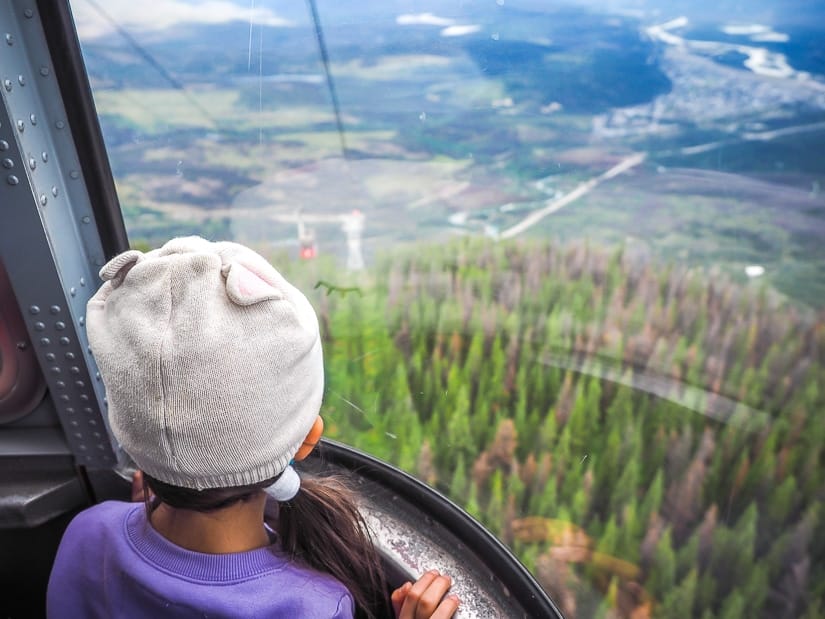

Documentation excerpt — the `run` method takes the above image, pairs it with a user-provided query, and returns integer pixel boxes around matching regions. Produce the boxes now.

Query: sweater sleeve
[46,507,98,618]
[333,591,356,619]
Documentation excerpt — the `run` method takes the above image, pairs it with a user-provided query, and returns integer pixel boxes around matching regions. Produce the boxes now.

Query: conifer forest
[293,238,825,619]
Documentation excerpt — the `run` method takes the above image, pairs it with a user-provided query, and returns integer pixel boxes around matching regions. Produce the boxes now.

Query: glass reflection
[70,0,825,616]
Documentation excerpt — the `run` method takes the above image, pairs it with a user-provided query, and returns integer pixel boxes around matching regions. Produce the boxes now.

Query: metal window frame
[0,0,126,475]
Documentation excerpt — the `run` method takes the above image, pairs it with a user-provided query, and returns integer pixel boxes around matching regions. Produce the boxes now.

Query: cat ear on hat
[99,250,144,288]
[221,261,284,306]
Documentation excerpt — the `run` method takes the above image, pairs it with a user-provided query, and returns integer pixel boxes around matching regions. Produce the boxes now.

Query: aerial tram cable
[305,0,349,158]
[80,0,220,130]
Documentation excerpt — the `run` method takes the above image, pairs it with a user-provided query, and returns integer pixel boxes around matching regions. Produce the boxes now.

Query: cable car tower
[343,209,365,271]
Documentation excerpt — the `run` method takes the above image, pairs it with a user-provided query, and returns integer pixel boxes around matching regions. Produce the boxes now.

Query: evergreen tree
[648,529,676,601]
[717,591,745,619]
[658,568,698,619]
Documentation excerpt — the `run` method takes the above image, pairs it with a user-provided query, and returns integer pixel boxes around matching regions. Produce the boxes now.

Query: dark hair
[143,471,391,619]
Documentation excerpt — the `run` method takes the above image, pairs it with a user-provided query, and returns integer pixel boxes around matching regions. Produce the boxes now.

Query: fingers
[396,570,460,619]
[391,581,412,617]
[430,594,460,619]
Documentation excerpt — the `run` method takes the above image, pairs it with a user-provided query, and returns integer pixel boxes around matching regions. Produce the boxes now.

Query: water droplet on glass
[492,32,500,40]
[419,112,427,121]
[176,160,184,176]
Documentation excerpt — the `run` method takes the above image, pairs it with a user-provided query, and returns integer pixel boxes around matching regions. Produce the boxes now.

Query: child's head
[87,236,324,490]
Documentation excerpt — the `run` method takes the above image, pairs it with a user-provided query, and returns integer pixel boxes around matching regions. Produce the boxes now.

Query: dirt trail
[500,152,647,239]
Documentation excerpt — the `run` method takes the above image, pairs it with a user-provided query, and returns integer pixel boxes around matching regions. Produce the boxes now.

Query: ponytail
[267,475,392,619]
[143,472,392,618]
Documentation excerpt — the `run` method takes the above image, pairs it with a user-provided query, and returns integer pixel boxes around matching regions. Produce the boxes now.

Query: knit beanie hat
[86,236,324,490]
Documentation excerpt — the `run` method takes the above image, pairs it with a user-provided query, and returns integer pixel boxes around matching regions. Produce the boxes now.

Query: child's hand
[391,570,460,619]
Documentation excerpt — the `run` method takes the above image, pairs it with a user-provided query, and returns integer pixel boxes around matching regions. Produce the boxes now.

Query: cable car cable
[305,0,348,158]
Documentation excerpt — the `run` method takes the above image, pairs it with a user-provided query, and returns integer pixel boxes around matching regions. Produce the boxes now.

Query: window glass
[71,1,825,616]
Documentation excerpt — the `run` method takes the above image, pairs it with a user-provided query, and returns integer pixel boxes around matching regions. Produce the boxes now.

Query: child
[47,237,459,619]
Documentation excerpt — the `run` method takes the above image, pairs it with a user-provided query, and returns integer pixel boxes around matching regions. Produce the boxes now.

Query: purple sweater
[47,501,354,618]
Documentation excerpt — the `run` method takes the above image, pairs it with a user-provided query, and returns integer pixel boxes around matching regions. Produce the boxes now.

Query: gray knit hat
[87,236,323,490]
